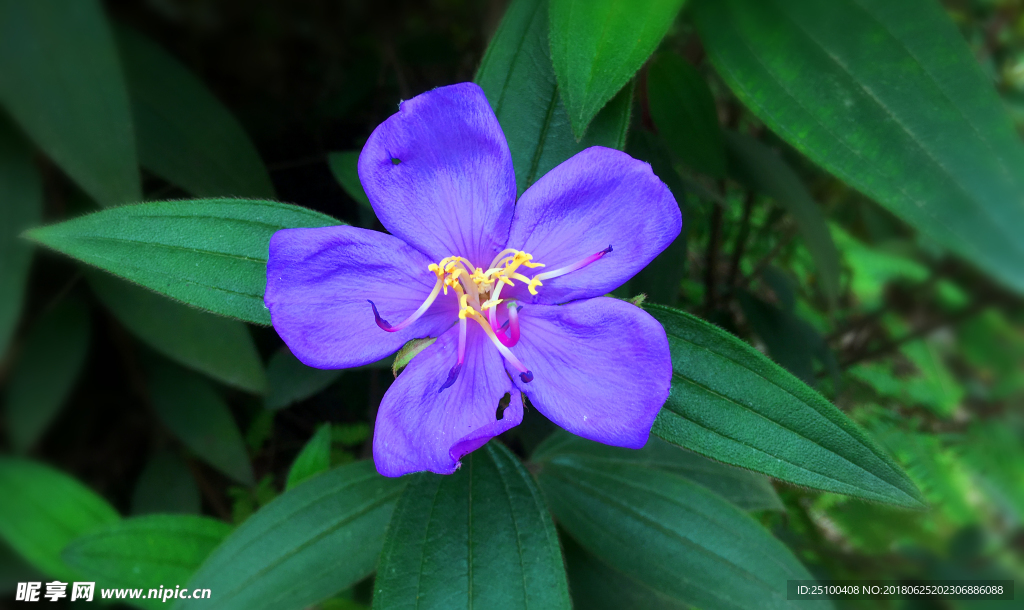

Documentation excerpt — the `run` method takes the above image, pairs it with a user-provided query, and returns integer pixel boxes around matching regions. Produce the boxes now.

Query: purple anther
[519,370,534,383]
[368,300,394,331]
[438,363,463,393]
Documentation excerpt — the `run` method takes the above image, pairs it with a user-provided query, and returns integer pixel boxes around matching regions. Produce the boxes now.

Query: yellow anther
[427,248,549,313]
[458,293,472,319]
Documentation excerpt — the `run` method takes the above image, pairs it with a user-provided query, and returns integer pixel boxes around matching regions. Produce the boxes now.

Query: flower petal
[373,323,523,477]
[506,297,671,448]
[505,147,681,304]
[358,82,516,266]
[265,226,458,369]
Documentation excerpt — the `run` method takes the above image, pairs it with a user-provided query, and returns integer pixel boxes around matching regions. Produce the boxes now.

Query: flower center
[368,245,612,392]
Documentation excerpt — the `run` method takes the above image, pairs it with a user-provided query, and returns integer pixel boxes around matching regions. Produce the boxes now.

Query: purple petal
[358,83,516,267]
[265,226,458,369]
[506,297,671,448]
[373,323,523,477]
[505,147,681,304]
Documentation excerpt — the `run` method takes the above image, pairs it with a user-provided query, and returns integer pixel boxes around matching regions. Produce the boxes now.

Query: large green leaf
[475,0,633,197]
[562,535,688,610]
[118,27,275,199]
[548,0,686,138]
[177,461,404,610]
[326,150,380,230]
[264,347,343,411]
[537,457,828,610]
[533,431,782,512]
[0,458,120,580]
[90,273,266,394]
[0,119,42,356]
[27,199,339,325]
[0,0,139,206]
[373,442,570,610]
[695,0,1024,294]
[725,132,841,305]
[63,515,232,610]
[647,53,725,177]
[146,358,255,486]
[648,304,924,508]
[285,423,332,491]
[131,451,201,516]
[4,297,91,453]
[327,151,371,207]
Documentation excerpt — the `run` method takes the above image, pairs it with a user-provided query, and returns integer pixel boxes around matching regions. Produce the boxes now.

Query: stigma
[368,245,613,392]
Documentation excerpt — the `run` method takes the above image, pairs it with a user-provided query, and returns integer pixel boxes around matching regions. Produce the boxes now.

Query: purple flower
[265,83,681,477]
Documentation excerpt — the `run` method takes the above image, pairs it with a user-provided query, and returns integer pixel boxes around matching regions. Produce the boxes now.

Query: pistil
[371,246,607,392]
[526,245,612,295]
[369,276,443,332]
[438,297,470,392]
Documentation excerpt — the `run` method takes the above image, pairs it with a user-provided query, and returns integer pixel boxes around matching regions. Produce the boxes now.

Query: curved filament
[527,245,612,295]
[368,277,443,332]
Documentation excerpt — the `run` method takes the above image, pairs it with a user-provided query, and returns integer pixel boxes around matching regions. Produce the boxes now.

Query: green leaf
[63,515,232,610]
[695,0,1024,294]
[146,358,255,486]
[327,151,377,229]
[0,119,42,356]
[549,0,686,139]
[0,0,139,206]
[178,461,405,610]
[264,347,343,410]
[832,224,927,308]
[373,442,570,610]
[117,27,275,199]
[724,132,841,305]
[90,273,267,394]
[537,456,827,610]
[647,304,925,508]
[0,458,119,580]
[328,151,371,207]
[26,199,340,325]
[647,53,725,177]
[390,337,436,378]
[962,420,1024,520]
[332,423,372,448]
[4,297,91,453]
[899,337,963,417]
[286,424,333,490]
[870,422,975,527]
[562,534,688,610]
[533,431,783,512]
[475,0,633,197]
[131,451,201,516]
